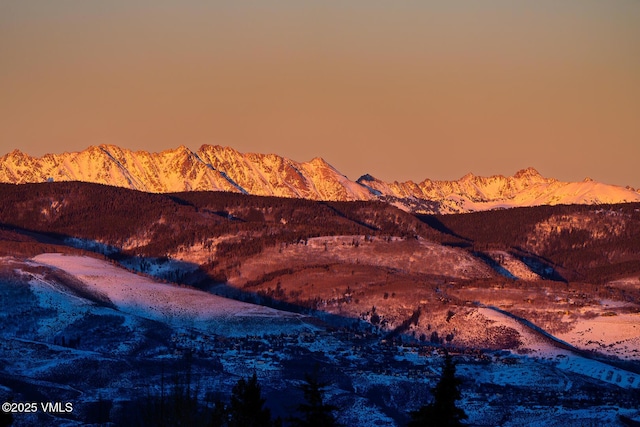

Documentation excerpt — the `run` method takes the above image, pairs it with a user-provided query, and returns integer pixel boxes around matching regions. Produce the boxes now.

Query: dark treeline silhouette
[116,363,340,427]
[111,354,467,427]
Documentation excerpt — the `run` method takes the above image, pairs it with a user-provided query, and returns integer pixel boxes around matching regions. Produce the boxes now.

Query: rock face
[2,144,639,213]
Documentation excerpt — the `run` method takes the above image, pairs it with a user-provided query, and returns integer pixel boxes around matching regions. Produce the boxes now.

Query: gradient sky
[1,1,639,187]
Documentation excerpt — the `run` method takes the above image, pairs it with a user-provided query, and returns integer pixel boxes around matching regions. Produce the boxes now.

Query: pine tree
[228,373,275,427]
[408,353,467,427]
[289,372,340,427]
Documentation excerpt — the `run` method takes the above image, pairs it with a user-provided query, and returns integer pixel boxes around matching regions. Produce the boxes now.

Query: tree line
[63,355,467,427]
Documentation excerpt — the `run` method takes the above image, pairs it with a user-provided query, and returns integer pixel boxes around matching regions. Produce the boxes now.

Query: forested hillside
[2,182,639,285]
[427,204,640,283]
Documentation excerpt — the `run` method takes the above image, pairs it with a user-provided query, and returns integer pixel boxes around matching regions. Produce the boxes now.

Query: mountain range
[2,144,639,213]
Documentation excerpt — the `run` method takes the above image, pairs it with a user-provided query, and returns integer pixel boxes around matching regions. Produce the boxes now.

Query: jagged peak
[308,156,329,165]
[198,143,223,152]
[4,148,27,158]
[1,143,638,213]
[170,144,192,154]
[306,157,342,174]
[157,145,197,162]
[357,173,378,182]
[95,144,131,160]
[513,167,542,179]
[97,143,120,151]
[197,143,214,152]
[85,145,116,158]
[197,144,241,157]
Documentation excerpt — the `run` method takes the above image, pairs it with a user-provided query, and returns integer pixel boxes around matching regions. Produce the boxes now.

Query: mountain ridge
[2,144,639,213]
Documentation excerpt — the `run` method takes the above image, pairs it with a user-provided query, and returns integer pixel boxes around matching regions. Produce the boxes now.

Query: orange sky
[1,1,639,186]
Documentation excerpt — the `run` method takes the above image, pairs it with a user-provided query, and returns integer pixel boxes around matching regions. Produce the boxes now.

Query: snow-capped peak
[1,144,639,214]
[513,167,542,179]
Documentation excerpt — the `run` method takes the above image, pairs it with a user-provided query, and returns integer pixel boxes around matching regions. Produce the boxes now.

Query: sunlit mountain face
[2,144,640,214]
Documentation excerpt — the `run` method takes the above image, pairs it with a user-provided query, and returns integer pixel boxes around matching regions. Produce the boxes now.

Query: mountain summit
[1,145,639,213]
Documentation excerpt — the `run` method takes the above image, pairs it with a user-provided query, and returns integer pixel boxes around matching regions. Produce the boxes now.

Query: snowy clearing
[31,253,312,335]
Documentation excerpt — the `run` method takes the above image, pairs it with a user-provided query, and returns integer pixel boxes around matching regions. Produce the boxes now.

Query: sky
[1,1,639,187]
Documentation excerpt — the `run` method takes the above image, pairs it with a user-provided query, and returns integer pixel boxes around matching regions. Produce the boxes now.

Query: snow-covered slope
[359,167,640,213]
[2,145,639,212]
[30,253,309,335]
[0,144,371,201]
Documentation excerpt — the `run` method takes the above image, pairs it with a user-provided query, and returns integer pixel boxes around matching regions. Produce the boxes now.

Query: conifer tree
[289,372,340,427]
[228,373,275,427]
[408,353,467,427]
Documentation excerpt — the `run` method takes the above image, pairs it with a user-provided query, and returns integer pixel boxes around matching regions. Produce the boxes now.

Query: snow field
[31,253,311,335]
[476,307,640,389]
[556,311,640,360]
